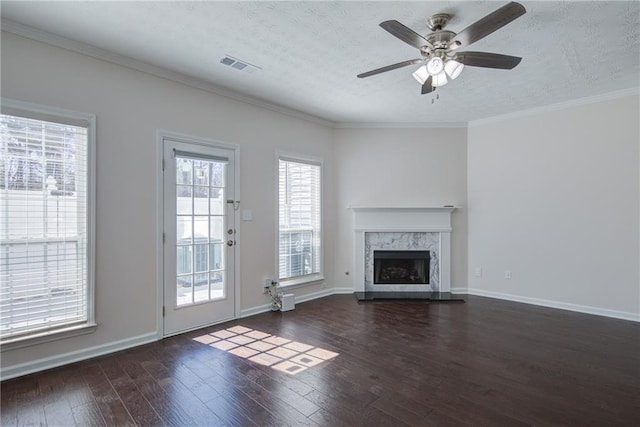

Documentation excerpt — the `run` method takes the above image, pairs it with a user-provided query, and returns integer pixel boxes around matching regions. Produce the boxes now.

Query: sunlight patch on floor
[193,325,339,375]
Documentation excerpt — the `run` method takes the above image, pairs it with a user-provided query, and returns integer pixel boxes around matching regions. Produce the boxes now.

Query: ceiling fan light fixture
[412,65,430,85]
[357,2,527,95]
[444,59,464,80]
[426,56,444,75]
[432,71,448,87]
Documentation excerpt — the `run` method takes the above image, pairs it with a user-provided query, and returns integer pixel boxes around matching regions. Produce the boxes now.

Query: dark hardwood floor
[1,294,639,426]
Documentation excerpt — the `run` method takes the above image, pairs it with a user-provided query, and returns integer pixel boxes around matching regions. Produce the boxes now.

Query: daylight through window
[278,157,321,284]
[0,105,94,344]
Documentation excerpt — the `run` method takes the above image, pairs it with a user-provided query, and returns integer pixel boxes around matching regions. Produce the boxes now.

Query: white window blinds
[1,107,93,343]
[278,157,322,282]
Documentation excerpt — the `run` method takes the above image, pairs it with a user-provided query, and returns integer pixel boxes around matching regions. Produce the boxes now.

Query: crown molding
[1,19,335,129]
[468,87,640,127]
[333,121,467,129]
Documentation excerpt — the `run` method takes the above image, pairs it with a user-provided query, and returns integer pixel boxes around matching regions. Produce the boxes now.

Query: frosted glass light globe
[432,71,448,87]
[444,59,464,80]
[412,65,429,85]
[426,57,444,76]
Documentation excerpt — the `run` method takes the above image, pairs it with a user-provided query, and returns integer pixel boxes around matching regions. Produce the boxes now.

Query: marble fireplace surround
[352,207,455,293]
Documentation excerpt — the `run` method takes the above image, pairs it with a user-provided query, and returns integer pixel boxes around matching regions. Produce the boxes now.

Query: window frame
[0,98,97,351]
[276,152,324,288]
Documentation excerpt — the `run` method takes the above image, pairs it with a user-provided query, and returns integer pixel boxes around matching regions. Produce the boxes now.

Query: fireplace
[351,206,455,294]
[351,207,460,301]
[374,250,430,284]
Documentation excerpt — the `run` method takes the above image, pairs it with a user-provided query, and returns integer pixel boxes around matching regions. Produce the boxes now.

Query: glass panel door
[163,138,235,336]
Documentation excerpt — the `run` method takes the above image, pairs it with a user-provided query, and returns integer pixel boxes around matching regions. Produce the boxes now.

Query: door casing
[156,130,241,338]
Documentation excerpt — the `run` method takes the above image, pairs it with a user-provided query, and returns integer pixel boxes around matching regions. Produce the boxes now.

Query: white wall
[468,95,640,318]
[332,128,468,289]
[1,32,335,375]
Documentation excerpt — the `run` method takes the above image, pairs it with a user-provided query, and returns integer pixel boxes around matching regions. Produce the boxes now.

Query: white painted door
[162,137,236,336]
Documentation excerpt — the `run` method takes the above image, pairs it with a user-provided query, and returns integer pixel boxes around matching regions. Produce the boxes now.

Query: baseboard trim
[294,288,334,304]
[0,332,158,381]
[332,287,356,294]
[239,303,273,318]
[465,288,640,322]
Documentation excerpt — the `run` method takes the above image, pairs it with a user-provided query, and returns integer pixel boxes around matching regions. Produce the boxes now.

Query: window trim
[276,151,324,288]
[0,98,96,351]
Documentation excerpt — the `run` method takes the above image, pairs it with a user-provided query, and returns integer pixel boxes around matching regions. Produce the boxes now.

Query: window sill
[1,323,97,352]
[278,275,325,290]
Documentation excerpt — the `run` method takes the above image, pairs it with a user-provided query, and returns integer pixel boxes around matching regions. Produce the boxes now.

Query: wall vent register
[220,55,261,73]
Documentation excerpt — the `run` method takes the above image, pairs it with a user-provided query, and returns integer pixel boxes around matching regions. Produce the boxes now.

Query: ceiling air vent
[220,55,261,74]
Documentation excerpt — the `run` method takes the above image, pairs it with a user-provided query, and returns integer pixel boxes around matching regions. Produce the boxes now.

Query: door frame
[156,130,241,339]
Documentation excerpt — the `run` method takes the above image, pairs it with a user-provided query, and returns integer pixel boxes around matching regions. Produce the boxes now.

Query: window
[1,99,95,347]
[278,156,322,285]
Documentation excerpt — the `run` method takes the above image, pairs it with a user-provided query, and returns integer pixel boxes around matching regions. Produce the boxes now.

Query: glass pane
[176,185,192,215]
[176,245,192,275]
[210,271,224,299]
[194,186,208,215]
[194,273,209,303]
[176,158,193,185]
[210,216,224,242]
[209,188,224,215]
[194,244,208,273]
[211,162,225,187]
[194,160,209,186]
[194,216,209,244]
[278,159,321,280]
[176,216,193,244]
[210,243,223,271]
[176,275,192,307]
[0,113,90,341]
[173,156,229,307]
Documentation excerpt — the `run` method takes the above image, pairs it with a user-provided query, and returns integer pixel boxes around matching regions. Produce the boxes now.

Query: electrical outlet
[474,267,483,277]
[263,278,273,293]
[504,270,512,279]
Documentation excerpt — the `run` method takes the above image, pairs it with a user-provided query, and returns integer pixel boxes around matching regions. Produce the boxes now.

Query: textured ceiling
[2,1,639,125]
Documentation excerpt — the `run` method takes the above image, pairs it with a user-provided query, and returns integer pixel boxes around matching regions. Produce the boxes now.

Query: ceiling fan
[357,1,527,94]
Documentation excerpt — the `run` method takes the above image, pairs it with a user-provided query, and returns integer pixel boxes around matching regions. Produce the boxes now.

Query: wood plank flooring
[1,294,639,426]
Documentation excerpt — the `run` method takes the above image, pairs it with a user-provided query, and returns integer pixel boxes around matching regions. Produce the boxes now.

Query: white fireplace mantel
[350,206,455,232]
[351,206,456,293]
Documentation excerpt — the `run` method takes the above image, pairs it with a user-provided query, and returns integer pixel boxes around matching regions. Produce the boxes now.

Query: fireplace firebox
[373,250,430,285]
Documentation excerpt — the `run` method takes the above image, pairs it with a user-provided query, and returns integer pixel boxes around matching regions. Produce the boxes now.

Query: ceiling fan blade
[450,2,526,49]
[380,20,433,50]
[421,76,434,95]
[452,51,522,69]
[357,58,424,78]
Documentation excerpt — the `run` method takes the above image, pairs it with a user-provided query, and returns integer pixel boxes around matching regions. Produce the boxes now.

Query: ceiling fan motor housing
[426,30,456,50]
[426,13,452,31]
